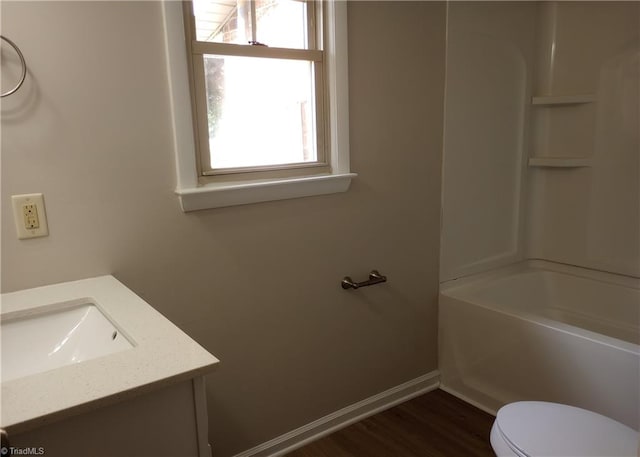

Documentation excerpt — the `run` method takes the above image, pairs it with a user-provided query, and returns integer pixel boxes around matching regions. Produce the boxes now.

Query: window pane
[193,0,309,49]
[203,55,317,170]
[193,0,250,44]
[255,0,308,49]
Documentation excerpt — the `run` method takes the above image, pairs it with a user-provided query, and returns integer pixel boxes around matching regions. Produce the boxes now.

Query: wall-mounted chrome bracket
[341,270,387,290]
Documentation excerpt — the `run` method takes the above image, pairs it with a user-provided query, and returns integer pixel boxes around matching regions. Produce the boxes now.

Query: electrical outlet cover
[12,193,49,239]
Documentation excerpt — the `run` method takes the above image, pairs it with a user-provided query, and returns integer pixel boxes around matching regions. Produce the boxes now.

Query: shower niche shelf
[531,94,596,106]
[528,157,592,168]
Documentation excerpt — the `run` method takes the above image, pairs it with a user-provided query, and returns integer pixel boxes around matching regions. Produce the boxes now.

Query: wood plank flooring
[285,389,495,457]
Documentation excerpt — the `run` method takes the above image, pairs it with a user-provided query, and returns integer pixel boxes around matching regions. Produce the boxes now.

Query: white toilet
[491,401,638,457]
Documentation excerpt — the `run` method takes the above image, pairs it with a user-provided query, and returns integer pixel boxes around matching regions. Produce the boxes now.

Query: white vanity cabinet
[1,276,219,457]
[10,377,212,457]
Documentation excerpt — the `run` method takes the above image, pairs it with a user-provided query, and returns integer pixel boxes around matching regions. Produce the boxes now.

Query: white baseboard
[232,370,440,457]
[438,384,497,417]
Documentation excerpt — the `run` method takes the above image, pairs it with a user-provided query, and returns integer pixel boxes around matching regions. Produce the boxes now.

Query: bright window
[202,55,319,170]
[186,0,327,177]
[162,0,354,211]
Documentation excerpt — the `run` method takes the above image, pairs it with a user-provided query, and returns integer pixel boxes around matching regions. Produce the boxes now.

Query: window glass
[193,0,309,49]
[255,0,308,49]
[203,55,317,170]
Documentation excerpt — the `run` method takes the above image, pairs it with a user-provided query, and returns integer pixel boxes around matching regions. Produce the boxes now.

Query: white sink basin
[1,300,133,382]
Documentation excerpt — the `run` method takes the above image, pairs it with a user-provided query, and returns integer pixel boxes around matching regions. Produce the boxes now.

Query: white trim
[531,94,596,105]
[527,157,592,168]
[162,1,199,190]
[177,173,356,211]
[192,377,213,457]
[231,371,440,457]
[162,1,355,212]
[191,41,324,61]
[438,384,498,417]
[325,0,351,175]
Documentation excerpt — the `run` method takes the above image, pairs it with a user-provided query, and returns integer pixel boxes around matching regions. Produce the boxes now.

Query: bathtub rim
[439,260,640,355]
[441,259,640,292]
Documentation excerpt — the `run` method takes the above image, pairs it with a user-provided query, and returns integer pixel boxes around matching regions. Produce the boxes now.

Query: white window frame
[162,0,355,212]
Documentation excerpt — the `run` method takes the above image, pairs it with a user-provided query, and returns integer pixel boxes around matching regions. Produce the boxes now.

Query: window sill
[176,173,357,211]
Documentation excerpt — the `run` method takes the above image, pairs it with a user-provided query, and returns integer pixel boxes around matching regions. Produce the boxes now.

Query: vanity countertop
[1,275,220,433]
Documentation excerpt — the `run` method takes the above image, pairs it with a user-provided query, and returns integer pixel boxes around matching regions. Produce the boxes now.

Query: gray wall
[1,2,446,455]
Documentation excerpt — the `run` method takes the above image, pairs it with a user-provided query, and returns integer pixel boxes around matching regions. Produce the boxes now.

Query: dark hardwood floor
[285,389,496,457]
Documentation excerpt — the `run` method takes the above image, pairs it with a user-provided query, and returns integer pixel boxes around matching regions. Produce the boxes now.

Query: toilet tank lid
[496,402,638,457]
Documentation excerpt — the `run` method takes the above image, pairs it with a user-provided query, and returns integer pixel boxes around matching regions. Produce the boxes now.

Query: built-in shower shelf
[528,157,592,168]
[531,94,596,105]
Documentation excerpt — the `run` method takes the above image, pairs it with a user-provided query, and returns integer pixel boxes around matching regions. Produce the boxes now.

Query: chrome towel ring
[1,35,27,98]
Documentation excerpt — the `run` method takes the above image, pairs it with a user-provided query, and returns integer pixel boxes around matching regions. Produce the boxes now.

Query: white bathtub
[439,260,640,430]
